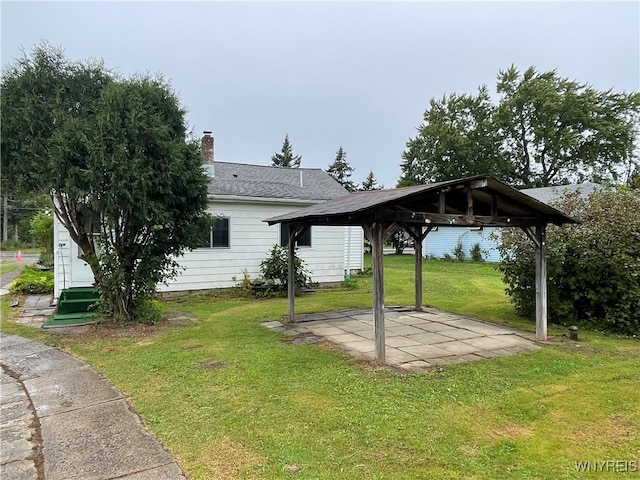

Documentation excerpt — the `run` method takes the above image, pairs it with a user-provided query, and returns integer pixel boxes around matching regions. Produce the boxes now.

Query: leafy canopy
[1,43,210,323]
[29,212,53,253]
[400,66,640,188]
[400,86,510,187]
[497,188,640,335]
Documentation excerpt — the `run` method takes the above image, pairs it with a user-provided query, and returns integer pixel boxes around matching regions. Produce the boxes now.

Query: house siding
[422,183,598,263]
[160,200,348,291]
[54,199,359,295]
[344,226,364,274]
[424,227,501,262]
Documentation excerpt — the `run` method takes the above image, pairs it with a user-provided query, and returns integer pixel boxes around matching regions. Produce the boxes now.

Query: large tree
[271,134,302,167]
[496,66,640,187]
[399,86,511,187]
[401,67,640,188]
[326,146,357,191]
[1,44,209,322]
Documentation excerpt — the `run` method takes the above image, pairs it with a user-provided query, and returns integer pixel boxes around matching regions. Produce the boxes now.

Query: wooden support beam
[287,227,297,324]
[535,225,548,341]
[371,222,386,365]
[375,211,545,227]
[383,222,399,242]
[403,225,433,311]
[466,188,474,217]
[286,225,309,324]
[439,190,446,214]
[522,226,548,341]
[491,194,498,217]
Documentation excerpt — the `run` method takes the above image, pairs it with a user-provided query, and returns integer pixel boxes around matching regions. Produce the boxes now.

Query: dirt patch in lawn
[488,423,533,440]
[55,311,199,339]
[199,359,228,370]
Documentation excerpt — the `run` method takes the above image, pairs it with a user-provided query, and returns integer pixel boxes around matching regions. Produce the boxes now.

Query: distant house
[53,132,363,299]
[423,183,600,262]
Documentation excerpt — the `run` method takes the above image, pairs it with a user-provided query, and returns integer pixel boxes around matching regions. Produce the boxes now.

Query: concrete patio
[263,307,541,372]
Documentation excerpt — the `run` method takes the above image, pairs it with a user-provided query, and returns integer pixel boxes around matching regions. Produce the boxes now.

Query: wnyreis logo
[575,460,638,473]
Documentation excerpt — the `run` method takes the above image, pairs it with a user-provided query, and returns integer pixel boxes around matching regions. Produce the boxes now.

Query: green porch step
[43,287,101,328]
[56,287,100,314]
[43,312,98,328]
[59,286,100,300]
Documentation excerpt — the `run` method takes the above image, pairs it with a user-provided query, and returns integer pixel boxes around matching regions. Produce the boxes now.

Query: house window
[199,217,230,248]
[280,224,311,247]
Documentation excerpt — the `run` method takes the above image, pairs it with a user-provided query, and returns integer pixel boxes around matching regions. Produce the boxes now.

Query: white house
[423,183,600,262]
[53,132,363,299]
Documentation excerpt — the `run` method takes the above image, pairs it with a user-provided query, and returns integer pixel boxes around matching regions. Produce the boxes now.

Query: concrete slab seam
[0,364,44,480]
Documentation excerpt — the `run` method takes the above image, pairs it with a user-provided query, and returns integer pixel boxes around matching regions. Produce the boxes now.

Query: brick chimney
[201,131,214,164]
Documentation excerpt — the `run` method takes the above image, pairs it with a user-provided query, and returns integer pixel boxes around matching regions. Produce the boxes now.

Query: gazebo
[265,175,577,365]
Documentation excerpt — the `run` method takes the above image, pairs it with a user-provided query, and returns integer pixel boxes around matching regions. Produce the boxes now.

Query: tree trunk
[2,195,8,243]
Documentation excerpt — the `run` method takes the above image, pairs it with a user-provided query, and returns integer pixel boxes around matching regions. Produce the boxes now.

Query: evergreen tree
[361,171,383,190]
[271,134,302,168]
[326,146,357,191]
[1,44,209,323]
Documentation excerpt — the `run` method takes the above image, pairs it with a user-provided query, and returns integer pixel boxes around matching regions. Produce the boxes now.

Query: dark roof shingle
[264,175,578,227]
[206,162,348,200]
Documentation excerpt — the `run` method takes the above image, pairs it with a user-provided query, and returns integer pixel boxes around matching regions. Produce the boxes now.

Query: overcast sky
[2,1,639,188]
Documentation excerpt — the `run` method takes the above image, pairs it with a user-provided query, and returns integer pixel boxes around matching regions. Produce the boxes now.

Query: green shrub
[37,252,54,268]
[30,212,53,253]
[452,240,466,262]
[130,299,163,325]
[232,270,281,298]
[469,243,484,262]
[9,266,54,294]
[341,277,359,290]
[260,244,312,291]
[497,188,640,335]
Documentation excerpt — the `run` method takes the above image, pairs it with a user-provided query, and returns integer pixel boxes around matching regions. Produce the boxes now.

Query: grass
[1,254,638,479]
[0,262,23,277]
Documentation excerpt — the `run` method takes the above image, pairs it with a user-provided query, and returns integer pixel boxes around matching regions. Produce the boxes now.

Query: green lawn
[1,255,638,479]
[0,262,23,277]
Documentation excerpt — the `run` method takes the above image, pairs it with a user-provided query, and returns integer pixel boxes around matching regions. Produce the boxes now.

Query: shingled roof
[264,175,578,228]
[206,162,349,201]
[520,183,600,204]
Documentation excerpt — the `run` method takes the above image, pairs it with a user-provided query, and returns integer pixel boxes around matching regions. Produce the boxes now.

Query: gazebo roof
[265,175,578,228]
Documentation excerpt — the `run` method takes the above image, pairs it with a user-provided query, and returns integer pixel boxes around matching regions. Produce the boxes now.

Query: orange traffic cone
[16,250,22,262]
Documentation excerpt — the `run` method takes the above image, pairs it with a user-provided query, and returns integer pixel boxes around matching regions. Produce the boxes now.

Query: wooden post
[371,222,386,365]
[404,225,432,311]
[288,226,296,324]
[522,225,548,341]
[535,225,548,341]
[414,233,423,311]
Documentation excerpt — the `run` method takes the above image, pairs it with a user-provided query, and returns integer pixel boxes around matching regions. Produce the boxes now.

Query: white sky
[2,1,639,188]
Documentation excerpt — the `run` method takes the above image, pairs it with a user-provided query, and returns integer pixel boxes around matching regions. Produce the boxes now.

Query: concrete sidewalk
[264,307,541,372]
[1,333,186,480]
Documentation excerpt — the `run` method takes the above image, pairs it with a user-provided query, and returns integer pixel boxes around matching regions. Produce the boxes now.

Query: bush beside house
[497,188,640,335]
